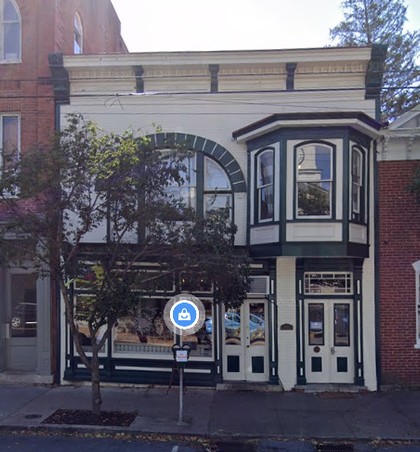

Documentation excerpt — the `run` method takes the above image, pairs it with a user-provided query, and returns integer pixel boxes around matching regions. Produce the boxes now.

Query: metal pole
[178,367,184,425]
[177,331,184,425]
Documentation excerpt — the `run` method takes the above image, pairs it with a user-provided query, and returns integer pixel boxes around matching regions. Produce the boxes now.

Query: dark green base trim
[64,357,217,387]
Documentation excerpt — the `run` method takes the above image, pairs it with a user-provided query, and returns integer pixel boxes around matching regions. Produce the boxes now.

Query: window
[1,114,19,172]
[413,261,420,348]
[351,146,366,222]
[304,272,353,295]
[256,149,274,222]
[74,13,83,54]
[165,152,232,218]
[112,298,213,358]
[296,143,333,218]
[1,0,20,61]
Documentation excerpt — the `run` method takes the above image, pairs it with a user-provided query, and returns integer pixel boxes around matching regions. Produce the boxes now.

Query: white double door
[223,300,268,382]
[305,300,354,384]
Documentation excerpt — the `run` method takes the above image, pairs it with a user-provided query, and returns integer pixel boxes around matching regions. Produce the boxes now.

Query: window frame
[1,0,21,62]
[255,148,274,223]
[294,141,335,219]
[351,145,366,223]
[0,113,20,173]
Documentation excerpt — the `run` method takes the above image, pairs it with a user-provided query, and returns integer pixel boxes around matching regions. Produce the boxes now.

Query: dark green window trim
[254,147,275,224]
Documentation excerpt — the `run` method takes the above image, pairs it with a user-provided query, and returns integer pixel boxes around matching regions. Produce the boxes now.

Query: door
[223,300,268,382]
[5,271,37,371]
[305,300,354,384]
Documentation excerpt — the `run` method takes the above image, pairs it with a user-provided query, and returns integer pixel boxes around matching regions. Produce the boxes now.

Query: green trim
[147,132,246,193]
[365,44,387,101]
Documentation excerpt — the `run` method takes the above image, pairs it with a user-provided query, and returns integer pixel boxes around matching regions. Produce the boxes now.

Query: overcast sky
[110,0,420,52]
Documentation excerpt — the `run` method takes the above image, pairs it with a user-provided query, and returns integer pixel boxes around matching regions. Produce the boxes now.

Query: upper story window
[1,0,21,61]
[1,114,19,172]
[256,148,274,222]
[295,142,333,218]
[351,146,366,223]
[74,13,83,54]
[165,152,232,218]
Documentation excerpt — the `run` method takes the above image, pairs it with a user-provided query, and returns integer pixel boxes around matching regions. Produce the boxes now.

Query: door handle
[330,347,335,355]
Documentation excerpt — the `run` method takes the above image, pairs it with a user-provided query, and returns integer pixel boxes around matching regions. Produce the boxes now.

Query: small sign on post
[164,294,205,426]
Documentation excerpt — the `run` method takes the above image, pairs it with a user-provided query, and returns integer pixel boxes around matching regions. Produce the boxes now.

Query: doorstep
[294,383,368,394]
[216,381,284,392]
[0,371,53,385]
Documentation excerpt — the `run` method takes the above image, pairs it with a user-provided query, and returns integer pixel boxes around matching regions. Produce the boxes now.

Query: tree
[0,114,249,415]
[330,0,420,122]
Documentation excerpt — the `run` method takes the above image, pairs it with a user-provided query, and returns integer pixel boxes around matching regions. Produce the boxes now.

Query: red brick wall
[379,159,420,386]
[0,0,126,380]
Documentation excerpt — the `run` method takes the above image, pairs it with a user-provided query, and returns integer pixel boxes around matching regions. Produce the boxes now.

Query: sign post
[164,294,205,425]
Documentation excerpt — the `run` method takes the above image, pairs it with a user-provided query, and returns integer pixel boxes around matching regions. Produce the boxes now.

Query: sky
[110,0,420,53]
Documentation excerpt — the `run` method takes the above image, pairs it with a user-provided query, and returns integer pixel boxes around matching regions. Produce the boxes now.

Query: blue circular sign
[170,300,200,331]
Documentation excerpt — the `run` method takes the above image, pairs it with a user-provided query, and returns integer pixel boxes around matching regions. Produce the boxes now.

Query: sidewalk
[0,383,420,443]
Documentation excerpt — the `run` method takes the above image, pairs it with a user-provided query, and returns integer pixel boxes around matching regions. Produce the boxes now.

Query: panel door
[5,272,37,371]
[305,301,354,384]
[223,300,268,382]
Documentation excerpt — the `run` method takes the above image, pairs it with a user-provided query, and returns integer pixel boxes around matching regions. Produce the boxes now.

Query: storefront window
[113,298,213,358]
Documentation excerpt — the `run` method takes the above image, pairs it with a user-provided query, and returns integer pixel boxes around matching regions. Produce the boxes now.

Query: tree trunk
[90,345,102,416]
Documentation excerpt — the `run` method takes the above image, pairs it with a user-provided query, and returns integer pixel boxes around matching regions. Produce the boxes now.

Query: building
[0,0,126,383]
[50,45,386,390]
[379,105,420,387]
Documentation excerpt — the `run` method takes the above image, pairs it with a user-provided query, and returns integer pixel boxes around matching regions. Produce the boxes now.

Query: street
[1,433,420,452]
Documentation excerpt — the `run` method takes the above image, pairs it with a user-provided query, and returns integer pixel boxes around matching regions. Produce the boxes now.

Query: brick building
[379,106,420,387]
[0,0,126,383]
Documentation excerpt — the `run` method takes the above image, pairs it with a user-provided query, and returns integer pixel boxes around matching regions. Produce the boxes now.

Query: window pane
[258,151,273,187]
[249,303,265,346]
[4,0,18,21]
[334,304,350,346]
[10,274,37,338]
[225,309,241,345]
[259,185,274,220]
[2,116,18,169]
[4,22,19,59]
[205,157,230,190]
[297,181,331,216]
[74,13,83,54]
[204,193,232,217]
[308,303,324,346]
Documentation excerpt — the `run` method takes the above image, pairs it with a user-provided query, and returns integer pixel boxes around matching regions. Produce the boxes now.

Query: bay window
[296,143,333,218]
[256,148,274,222]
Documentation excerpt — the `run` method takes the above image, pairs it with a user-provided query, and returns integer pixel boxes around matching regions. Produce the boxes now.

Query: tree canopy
[0,114,250,414]
[330,0,420,122]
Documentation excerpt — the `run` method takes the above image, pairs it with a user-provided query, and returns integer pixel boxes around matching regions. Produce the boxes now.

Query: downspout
[48,53,70,385]
[364,44,387,391]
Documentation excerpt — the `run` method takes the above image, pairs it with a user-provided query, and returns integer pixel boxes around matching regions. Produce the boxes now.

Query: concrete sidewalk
[0,383,420,443]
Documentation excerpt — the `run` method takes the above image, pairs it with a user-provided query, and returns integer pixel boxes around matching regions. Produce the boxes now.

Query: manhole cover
[24,414,43,420]
[316,444,354,452]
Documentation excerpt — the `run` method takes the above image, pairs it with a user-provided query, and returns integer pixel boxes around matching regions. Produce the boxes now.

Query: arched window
[295,142,334,218]
[1,0,21,61]
[74,13,83,54]
[164,152,232,218]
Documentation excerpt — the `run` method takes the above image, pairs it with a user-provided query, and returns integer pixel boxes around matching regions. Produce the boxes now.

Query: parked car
[11,302,37,330]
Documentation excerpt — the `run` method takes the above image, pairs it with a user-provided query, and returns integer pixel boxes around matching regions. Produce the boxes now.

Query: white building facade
[53,45,385,390]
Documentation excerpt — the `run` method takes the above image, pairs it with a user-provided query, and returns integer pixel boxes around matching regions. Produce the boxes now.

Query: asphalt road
[2,433,420,451]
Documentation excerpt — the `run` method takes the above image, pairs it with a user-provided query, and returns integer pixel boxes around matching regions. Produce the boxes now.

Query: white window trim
[0,0,22,63]
[256,148,274,223]
[0,113,20,173]
[413,260,420,349]
[295,143,334,220]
